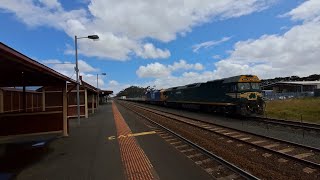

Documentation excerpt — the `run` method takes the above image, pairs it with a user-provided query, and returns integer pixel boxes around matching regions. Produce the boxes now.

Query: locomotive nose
[248,93,256,99]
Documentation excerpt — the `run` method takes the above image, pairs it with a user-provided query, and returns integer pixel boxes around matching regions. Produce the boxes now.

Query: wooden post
[18,93,20,112]
[0,89,3,113]
[97,92,99,108]
[31,93,34,112]
[63,86,68,137]
[96,94,98,109]
[42,89,46,111]
[23,86,26,112]
[11,91,13,112]
[84,89,88,118]
[92,94,95,114]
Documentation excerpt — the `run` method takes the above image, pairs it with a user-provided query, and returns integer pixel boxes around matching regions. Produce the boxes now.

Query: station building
[0,42,112,144]
[262,81,320,93]
[0,42,75,141]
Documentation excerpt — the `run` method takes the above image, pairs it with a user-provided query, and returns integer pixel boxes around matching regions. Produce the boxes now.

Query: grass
[265,97,320,124]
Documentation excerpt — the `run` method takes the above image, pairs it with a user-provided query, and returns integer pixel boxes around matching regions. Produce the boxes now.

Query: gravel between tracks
[132,102,320,148]
[117,102,246,179]
[121,101,320,179]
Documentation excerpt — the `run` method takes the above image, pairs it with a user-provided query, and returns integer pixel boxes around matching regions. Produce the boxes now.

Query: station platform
[4,102,212,180]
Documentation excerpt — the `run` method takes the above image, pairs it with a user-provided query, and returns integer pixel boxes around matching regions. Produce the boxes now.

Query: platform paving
[15,104,124,180]
[4,103,213,180]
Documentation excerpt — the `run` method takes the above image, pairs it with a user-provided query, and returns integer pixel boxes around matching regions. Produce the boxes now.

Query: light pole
[75,35,99,125]
[97,73,106,105]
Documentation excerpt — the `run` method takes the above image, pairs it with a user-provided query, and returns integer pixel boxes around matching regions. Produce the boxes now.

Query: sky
[1,0,319,94]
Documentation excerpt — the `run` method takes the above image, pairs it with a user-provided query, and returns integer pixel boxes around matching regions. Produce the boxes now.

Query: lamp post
[75,35,99,125]
[97,73,106,106]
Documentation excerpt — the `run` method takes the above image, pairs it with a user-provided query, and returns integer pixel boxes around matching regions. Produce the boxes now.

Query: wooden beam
[10,91,13,112]
[0,89,3,113]
[67,83,77,94]
[23,86,26,112]
[91,94,95,114]
[31,93,34,112]
[18,92,20,112]
[63,86,68,137]
[42,89,45,111]
[85,89,88,118]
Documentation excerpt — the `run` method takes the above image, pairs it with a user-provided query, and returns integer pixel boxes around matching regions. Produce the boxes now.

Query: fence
[263,92,314,100]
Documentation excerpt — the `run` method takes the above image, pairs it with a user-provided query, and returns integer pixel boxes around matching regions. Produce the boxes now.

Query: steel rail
[126,102,320,151]
[118,101,259,180]
[123,99,320,132]
[247,116,320,132]
[123,101,320,169]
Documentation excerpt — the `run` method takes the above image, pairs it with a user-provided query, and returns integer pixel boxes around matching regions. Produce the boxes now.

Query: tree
[116,86,149,98]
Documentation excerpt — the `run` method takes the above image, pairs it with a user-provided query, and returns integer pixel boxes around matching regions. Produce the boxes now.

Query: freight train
[127,75,264,116]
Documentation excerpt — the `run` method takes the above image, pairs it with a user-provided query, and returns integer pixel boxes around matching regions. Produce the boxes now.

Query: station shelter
[0,42,76,142]
[98,90,113,104]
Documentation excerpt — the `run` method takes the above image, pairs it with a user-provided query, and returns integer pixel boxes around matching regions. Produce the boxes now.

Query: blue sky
[1,0,319,94]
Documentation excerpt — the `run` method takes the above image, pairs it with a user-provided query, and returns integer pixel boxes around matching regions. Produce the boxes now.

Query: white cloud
[205,0,320,79]
[136,43,170,59]
[168,60,204,71]
[194,63,204,71]
[0,0,274,60]
[41,59,106,88]
[39,0,62,10]
[214,20,320,78]
[88,0,272,42]
[212,55,221,59]
[136,62,171,78]
[134,0,320,89]
[107,80,130,95]
[0,0,87,30]
[138,71,218,90]
[192,37,232,52]
[109,80,119,86]
[78,60,99,73]
[42,59,61,64]
[42,59,98,77]
[136,60,204,78]
[284,0,320,22]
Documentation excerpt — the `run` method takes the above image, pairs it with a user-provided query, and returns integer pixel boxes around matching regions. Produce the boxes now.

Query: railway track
[118,101,258,179]
[119,101,320,178]
[124,100,320,133]
[247,116,320,132]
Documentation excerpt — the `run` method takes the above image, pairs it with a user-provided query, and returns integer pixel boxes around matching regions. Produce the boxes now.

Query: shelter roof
[99,90,113,95]
[80,79,98,92]
[0,42,76,87]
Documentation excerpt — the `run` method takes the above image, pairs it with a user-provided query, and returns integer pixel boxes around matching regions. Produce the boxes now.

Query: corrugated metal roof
[278,81,320,85]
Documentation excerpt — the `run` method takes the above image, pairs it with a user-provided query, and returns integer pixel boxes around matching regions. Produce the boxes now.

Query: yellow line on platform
[107,131,157,141]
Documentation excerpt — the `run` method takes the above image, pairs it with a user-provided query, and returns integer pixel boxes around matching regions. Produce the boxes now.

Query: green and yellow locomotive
[160,75,264,116]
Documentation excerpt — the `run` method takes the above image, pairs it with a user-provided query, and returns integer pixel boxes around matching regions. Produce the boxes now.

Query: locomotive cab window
[230,84,237,92]
[225,84,237,92]
[238,82,261,91]
[251,83,260,90]
[238,83,251,91]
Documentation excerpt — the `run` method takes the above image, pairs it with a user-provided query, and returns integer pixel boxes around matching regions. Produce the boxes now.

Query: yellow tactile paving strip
[112,102,159,180]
